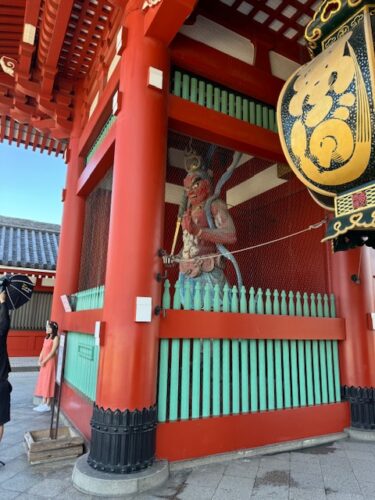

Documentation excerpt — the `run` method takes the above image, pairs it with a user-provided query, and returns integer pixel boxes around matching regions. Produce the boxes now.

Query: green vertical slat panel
[206,83,213,109]
[330,294,336,318]
[214,87,221,111]
[275,339,283,409]
[169,339,180,421]
[222,339,230,415]
[250,340,258,412]
[249,287,256,314]
[232,340,240,414]
[212,340,221,416]
[243,98,249,122]
[265,289,272,315]
[222,284,230,312]
[290,340,299,407]
[64,332,99,402]
[203,283,212,312]
[190,77,198,103]
[240,340,249,413]
[221,90,228,114]
[235,96,242,119]
[249,100,255,124]
[202,340,211,417]
[268,109,275,132]
[262,106,269,129]
[258,340,266,411]
[192,339,201,418]
[162,280,171,310]
[157,339,169,422]
[332,341,341,401]
[303,293,310,317]
[182,74,190,100]
[256,103,262,126]
[305,340,314,405]
[198,80,205,106]
[194,282,202,311]
[240,286,247,313]
[326,340,335,403]
[231,286,239,313]
[283,340,291,408]
[273,290,280,316]
[298,340,307,406]
[312,340,321,404]
[213,285,221,312]
[173,70,182,96]
[267,340,275,411]
[180,339,191,420]
[319,340,328,404]
[228,93,235,117]
[173,281,182,310]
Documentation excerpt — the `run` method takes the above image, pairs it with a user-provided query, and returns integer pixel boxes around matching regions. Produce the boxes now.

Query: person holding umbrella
[33,321,59,413]
[0,290,11,467]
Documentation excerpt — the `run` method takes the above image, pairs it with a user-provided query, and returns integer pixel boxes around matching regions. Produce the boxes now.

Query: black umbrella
[0,274,35,310]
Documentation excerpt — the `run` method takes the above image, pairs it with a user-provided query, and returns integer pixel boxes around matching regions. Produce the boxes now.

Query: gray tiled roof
[0,216,60,270]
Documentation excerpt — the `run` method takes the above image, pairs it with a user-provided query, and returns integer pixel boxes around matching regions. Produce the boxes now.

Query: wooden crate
[24,427,84,465]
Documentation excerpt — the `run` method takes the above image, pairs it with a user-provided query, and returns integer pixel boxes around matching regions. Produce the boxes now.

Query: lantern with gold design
[277,0,375,251]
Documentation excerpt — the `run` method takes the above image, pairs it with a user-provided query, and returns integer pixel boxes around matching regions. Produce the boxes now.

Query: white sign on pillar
[135,297,152,322]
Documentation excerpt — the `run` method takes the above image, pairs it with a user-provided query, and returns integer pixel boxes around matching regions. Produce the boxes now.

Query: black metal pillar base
[87,404,157,474]
[342,386,375,430]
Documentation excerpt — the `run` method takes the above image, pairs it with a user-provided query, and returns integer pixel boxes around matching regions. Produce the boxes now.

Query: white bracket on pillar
[116,27,127,56]
[148,67,163,90]
[112,90,121,115]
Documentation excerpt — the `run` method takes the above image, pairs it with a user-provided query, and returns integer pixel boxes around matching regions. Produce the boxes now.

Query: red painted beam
[169,94,285,162]
[77,122,116,197]
[62,309,103,335]
[156,402,349,461]
[171,35,284,107]
[78,63,120,157]
[159,309,346,340]
[144,0,198,45]
[60,382,92,441]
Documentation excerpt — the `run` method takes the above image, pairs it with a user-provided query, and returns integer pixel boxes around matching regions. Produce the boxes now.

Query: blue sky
[0,142,66,225]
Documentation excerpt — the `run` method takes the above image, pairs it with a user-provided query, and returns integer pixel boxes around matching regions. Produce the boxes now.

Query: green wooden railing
[71,286,105,311]
[171,68,278,133]
[157,337,341,422]
[64,332,99,401]
[162,280,336,318]
[85,113,117,165]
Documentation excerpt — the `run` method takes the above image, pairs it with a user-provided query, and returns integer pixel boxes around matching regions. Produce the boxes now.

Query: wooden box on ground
[24,427,84,465]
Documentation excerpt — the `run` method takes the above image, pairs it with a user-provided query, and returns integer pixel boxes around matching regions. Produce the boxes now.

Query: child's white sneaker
[38,404,51,412]
[33,404,44,412]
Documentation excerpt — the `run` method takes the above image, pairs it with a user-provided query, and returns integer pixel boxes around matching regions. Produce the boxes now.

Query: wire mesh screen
[79,169,113,291]
[10,292,52,330]
[163,131,330,296]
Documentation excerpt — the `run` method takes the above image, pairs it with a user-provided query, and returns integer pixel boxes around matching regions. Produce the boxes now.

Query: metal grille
[336,185,375,216]
[10,292,52,330]
[79,169,113,291]
[164,131,330,295]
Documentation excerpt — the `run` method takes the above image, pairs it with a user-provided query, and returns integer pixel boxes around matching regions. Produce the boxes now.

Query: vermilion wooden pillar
[330,247,375,428]
[87,8,169,473]
[50,90,85,328]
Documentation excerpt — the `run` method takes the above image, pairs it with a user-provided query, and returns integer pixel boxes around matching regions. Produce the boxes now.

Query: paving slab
[4,372,375,498]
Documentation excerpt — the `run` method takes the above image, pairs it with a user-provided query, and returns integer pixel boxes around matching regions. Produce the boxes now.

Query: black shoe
[0,460,5,467]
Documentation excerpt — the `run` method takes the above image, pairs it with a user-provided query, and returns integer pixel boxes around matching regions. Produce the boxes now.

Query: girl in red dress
[33,321,59,412]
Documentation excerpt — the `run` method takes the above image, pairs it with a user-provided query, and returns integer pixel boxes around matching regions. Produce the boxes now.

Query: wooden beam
[169,94,285,162]
[144,0,198,45]
[171,34,284,107]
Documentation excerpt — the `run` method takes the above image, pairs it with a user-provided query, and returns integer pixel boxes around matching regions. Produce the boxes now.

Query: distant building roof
[0,216,60,271]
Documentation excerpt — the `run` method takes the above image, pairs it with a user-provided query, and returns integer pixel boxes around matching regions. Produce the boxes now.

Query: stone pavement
[2,372,375,499]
